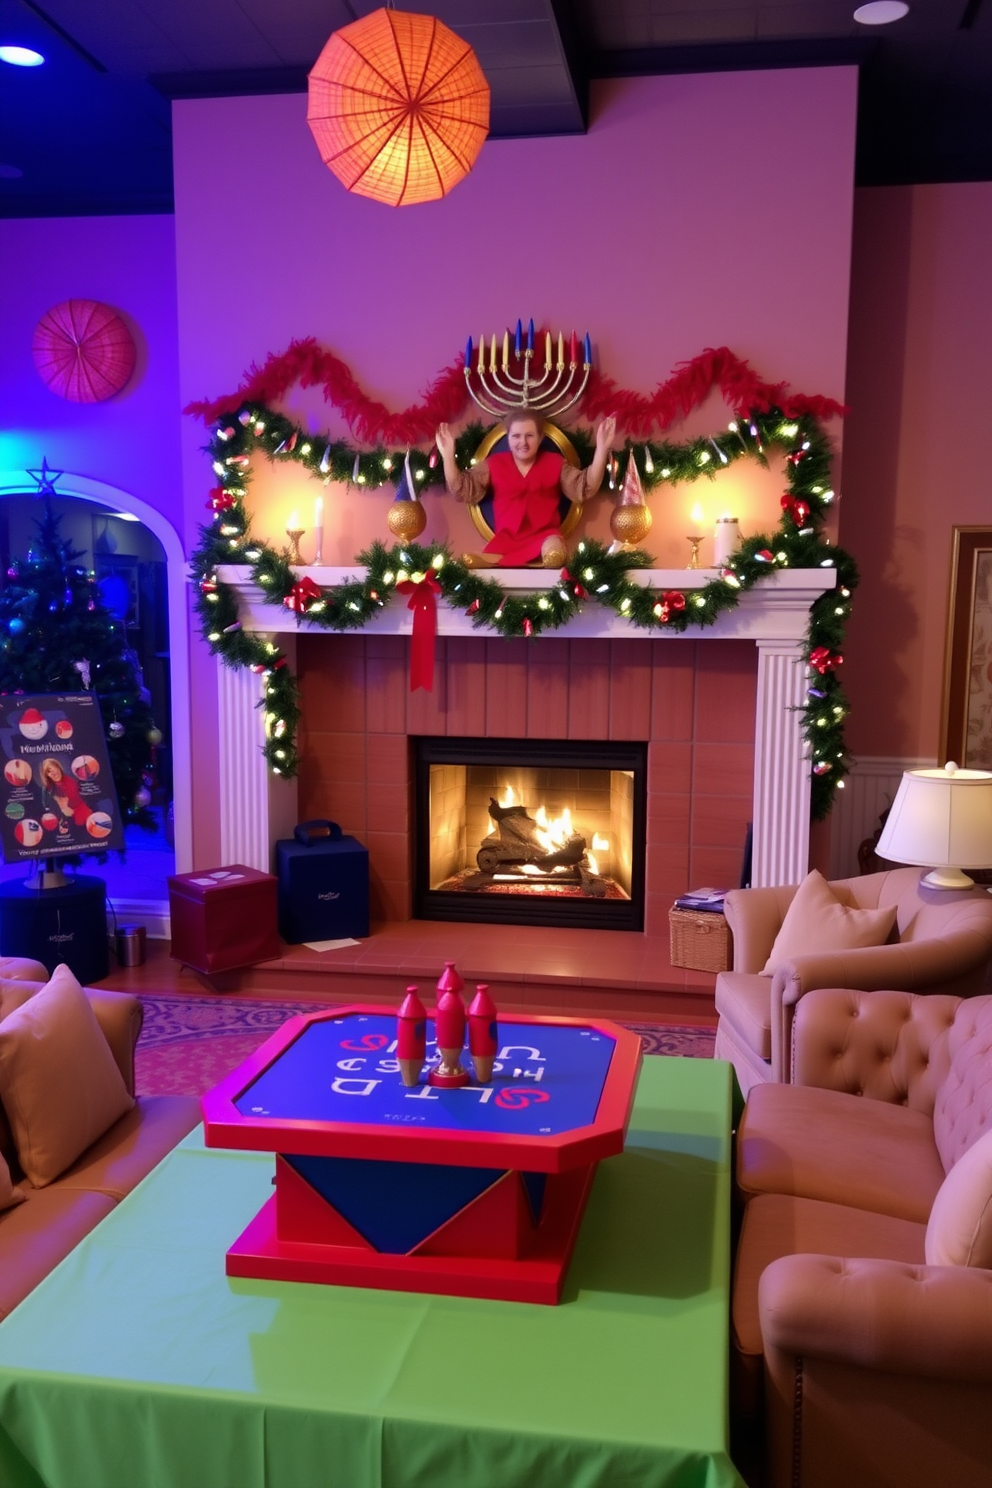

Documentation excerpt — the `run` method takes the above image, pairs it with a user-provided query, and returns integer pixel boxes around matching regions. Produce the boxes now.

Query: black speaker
[0,875,108,984]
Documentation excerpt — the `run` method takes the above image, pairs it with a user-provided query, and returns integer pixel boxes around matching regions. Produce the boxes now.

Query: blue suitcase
[275,820,369,944]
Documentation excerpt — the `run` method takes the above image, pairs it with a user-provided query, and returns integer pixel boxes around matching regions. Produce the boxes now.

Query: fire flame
[592,833,609,851]
[534,804,573,854]
[586,852,599,876]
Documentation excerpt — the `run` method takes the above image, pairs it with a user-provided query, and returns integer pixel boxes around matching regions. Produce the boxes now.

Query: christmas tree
[0,505,157,828]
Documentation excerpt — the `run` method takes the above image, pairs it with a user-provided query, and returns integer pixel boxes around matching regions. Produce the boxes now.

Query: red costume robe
[483,450,565,566]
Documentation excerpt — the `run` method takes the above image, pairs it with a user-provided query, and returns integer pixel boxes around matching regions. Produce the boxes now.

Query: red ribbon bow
[396,568,442,691]
[781,495,811,526]
[283,576,323,614]
[653,590,686,624]
[809,646,842,675]
[208,488,235,511]
[560,567,587,599]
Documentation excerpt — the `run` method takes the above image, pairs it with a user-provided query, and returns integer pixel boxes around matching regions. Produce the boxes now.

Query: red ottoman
[168,866,281,976]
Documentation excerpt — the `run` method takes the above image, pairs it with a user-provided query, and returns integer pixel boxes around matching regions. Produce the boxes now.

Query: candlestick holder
[285,527,305,565]
[685,533,705,569]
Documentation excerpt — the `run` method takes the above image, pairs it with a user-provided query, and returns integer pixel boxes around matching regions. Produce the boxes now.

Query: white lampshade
[876,763,992,889]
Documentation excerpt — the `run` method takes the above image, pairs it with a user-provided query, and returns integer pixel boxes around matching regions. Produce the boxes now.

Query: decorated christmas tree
[0,505,158,828]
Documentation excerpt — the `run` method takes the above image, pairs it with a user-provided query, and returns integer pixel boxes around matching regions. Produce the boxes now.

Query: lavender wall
[841,183,992,761]
[0,215,182,522]
[170,69,857,864]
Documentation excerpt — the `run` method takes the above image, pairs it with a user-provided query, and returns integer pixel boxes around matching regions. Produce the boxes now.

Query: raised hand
[436,423,456,460]
[595,414,617,454]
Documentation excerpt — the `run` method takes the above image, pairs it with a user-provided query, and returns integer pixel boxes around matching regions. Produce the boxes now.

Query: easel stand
[0,859,108,983]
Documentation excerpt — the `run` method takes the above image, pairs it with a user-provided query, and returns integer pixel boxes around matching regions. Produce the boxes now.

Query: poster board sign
[0,693,124,863]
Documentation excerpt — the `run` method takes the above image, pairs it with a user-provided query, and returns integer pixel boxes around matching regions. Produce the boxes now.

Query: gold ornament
[610,453,653,550]
[386,499,427,542]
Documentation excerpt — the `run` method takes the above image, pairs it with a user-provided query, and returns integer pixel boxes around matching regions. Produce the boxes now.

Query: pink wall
[840,183,992,760]
[0,215,182,522]
[171,69,857,865]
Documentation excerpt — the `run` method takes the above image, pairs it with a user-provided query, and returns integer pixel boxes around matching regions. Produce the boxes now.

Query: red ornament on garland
[32,299,135,403]
[208,489,236,512]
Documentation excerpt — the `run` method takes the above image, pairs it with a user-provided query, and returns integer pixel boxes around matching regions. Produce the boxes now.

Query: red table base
[226,1159,597,1305]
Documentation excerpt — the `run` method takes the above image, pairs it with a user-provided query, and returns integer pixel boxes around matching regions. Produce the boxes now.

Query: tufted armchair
[714,866,992,1094]
[731,986,992,1488]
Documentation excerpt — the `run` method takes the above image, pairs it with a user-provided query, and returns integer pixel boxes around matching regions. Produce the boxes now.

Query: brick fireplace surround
[212,568,832,1021]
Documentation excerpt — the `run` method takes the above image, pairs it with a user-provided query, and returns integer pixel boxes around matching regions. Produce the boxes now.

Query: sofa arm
[777,931,991,1008]
[85,990,143,1097]
[724,885,795,974]
[766,936,978,1083]
[759,1254,992,1383]
[787,986,960,1105]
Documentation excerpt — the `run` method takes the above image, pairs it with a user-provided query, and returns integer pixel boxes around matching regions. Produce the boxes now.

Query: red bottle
[397,985,426,1087]
[468,984,498,1084]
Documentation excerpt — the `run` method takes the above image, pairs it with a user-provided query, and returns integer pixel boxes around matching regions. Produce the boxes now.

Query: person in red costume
[436,409,616,567]
[40,758,90,827]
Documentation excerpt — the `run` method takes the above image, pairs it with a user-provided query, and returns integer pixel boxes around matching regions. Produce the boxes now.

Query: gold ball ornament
[540,534,568,568]
[610,501,653,548]
[386,499,427,542]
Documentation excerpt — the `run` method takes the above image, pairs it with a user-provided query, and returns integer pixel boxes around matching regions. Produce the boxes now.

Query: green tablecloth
[0,1056,744,1488]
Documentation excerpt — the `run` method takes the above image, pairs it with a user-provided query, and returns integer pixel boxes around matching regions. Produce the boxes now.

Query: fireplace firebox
[414,738,647,930]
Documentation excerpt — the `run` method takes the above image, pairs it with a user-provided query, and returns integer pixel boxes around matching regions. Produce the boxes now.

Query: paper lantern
[32,300,135,403]
[307,8,489,207]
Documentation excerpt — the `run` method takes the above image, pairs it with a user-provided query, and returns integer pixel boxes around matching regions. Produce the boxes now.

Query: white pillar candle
[713,515,740,567]
[313,497,324,565]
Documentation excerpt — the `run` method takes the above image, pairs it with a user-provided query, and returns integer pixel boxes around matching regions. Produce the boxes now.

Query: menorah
[464,319,591,421]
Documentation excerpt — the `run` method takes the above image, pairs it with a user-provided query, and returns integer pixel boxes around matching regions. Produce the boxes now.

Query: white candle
[713,515,740,567]
[313,496,324,565]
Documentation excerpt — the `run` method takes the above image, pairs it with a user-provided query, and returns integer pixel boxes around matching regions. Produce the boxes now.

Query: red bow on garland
[560,568,587,599]
[283,576,323,614]
[809,646,843,674]
[653,589,686,623]
[208,488,235,512]
[781,495,811,526]
[396,568,442,691]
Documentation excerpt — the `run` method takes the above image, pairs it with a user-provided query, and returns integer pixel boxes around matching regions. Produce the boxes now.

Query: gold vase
[387,498,427,542]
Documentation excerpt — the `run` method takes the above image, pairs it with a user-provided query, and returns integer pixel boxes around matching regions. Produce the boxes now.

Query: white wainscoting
[829,756,935,880]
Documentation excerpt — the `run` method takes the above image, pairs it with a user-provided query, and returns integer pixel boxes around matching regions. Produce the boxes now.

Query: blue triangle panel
[285,1154,506,1255]
[521,1171,546,1224]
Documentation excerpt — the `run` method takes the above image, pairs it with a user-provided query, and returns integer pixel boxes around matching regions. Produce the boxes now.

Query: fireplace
[414,737,647,930]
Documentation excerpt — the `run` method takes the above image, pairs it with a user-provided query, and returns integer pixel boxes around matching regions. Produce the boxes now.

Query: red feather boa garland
[185,338,846,442]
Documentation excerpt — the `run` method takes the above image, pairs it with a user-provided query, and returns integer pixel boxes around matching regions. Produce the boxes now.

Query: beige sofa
[731,984,992,1488]
[715,867,992,1093]
[0,960,200,1321]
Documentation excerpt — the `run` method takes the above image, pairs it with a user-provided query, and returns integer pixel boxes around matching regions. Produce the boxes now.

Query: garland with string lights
[190,392,857,818]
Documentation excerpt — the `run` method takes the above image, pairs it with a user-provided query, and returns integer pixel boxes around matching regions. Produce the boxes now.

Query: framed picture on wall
[941,527,992,770]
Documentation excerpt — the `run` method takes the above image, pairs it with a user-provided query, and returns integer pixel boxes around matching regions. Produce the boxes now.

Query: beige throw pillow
[926,1129,992,1268]
[0,964,133,1187]
[762,869,897,975]
[0,1150,23,1213]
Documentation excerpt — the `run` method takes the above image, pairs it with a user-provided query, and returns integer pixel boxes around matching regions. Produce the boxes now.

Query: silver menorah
[464,319,591,420]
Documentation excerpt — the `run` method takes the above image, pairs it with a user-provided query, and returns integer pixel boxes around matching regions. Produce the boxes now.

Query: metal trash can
[115,924,146,967]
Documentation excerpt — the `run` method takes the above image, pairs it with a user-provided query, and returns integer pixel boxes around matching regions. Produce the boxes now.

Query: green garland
[191,405,858,819]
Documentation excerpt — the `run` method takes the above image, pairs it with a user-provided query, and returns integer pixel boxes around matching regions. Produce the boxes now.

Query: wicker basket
[669,907,732,973]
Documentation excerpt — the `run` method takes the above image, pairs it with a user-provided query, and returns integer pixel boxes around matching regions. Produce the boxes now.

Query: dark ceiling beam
[589,35,878,81]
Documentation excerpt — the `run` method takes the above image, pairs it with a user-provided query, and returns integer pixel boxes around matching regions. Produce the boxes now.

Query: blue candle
[584,332,592,365]
[465,335,472,367]
[527,318,534,352]
[515,319,522,357]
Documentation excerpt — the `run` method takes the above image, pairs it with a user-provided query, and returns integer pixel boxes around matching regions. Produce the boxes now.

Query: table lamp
[876,761,992,889]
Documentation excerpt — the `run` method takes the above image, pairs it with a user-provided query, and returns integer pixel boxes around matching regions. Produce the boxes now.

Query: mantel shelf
[209,565,836,642]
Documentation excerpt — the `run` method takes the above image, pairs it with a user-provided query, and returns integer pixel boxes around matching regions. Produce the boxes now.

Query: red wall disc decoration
[32,299,136,403]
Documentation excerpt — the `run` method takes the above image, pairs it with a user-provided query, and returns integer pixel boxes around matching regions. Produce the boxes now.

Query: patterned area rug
[135,993,716,1098]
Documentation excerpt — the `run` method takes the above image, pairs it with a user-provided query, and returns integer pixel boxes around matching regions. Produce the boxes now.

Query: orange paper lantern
[32,299,135,403]
[307,8,489,207]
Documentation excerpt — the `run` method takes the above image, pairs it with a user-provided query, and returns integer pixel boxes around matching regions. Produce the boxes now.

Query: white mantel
[210,567,836,892]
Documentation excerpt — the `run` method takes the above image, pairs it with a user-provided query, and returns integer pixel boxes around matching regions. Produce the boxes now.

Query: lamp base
[921,867,975,891]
